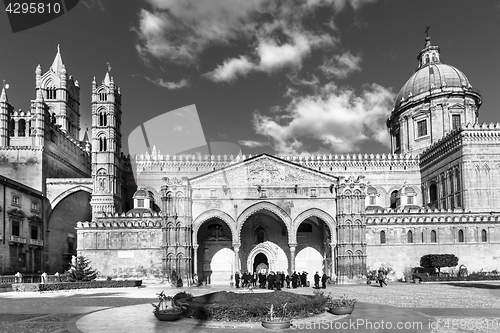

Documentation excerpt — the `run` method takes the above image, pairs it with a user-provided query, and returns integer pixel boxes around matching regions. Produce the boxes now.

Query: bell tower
[90,64,123,215]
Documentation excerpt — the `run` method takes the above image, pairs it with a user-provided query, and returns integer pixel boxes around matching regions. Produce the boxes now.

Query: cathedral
[1,35,499,284]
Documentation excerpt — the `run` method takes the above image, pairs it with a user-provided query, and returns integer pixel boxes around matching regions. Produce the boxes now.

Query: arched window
[380,230,386,244]
[99,112,107,126]
[99,136,107,151]
[458,229,464,243]
[430,230,437,243]
[8,119,14,136]
[46,86,56,99]
[18,119,26,137]
[367,186,377,206]
[425,55,429,64]
[481,229,487,242]
[99,92,107,101]
[390,190,399,209]
[429,183,438,204]
[407,230,413,243]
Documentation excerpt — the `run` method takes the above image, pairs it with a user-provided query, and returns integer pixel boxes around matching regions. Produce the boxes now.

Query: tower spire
[0,80,8,102]
[424,26,431,47]
[50,44,64,73]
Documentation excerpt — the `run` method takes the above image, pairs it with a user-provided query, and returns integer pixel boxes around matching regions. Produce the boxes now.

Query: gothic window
[99,93,107,101]
[8,119,14,136]
[367,187,377,206]
[380,230,386,244]
[429,183,438,204]
[458,229,464,243]
[407,230,413,243]
[430,230,437,243]
[254,225,266,244]
[99,136,107,151]
[452,115,461,130]
[417,120,428,137]
[46,86,56,99]
[99,112,107,127]
[18,119,26,137]
[390,190,399,209]
[481,229,487,242]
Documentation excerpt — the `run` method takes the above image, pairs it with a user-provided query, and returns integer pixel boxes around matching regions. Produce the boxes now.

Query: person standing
[291,272,298,288]
[314,272,320,289]
[267,272,274,290]
[275,273,282,291]
[321,273,328,289]
[285,274,291,288]
[378,270,387,287]
[235,272,240,288]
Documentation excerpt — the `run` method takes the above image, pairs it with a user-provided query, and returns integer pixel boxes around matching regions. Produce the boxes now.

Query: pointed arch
[192,209,236,245]
[292,208,336,244]
[237,201,292,243]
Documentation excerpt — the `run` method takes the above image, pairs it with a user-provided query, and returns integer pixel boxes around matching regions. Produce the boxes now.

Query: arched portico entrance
[246,241,288,274]
[254,253,268,273]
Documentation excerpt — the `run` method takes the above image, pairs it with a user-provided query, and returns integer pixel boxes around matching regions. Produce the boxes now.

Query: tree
[66,255,99,282]
[420,254,459,276]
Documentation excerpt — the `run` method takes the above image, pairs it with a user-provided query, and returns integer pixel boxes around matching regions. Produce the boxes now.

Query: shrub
[65,256,99,282]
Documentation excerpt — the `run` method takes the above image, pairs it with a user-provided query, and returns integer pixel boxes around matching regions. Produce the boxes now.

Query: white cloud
[238,140,270,148]
[145,77,189,89]
[135,0,264,65]
[206,56,255,82]
[253,83,395,154]
[321,51,362,79]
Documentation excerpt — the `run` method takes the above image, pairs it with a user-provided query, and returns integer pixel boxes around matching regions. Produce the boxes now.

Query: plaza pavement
[1,282,500,333]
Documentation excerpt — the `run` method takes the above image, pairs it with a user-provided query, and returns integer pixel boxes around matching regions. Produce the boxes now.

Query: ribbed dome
[394,63,471,111]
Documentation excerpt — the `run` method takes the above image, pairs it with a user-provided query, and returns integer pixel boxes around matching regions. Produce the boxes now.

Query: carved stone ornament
[191,155,335,188]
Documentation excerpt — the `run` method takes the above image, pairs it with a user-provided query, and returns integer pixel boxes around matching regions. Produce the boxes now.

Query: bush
[177,291,327,322]
[12,280,142,292]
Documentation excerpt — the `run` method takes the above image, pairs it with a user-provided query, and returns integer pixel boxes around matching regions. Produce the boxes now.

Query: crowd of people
[234,271,330,290]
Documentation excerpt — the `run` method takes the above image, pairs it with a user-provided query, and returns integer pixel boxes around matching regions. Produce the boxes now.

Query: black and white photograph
[1,1,500,332]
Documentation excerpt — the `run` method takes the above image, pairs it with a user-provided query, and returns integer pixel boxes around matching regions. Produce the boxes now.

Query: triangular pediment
[449,103,464,109]
[190,154,337,188]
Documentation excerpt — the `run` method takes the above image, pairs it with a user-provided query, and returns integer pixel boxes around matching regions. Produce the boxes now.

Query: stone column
[193,244,199,276]
[330,242,337,278]
[289,243,297,273]
[233,243,240,274]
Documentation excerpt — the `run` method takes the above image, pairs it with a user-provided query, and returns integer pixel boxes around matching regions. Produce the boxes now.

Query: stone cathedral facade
[75,35,500,284]
[2,36,498,283]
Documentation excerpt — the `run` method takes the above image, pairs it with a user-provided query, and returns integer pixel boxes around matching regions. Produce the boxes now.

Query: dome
[394,63,472,111]
[133,188,154,199]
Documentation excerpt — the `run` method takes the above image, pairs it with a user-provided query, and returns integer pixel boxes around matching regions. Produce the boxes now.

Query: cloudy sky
[1,0,500,157]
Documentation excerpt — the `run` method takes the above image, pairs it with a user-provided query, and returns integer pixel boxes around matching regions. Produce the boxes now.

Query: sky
[1,0,500,157]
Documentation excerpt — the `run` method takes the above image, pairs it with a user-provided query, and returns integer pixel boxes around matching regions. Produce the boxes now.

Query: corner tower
[0,84,13,145]
[387,33,482,155]
[90,65,123,215]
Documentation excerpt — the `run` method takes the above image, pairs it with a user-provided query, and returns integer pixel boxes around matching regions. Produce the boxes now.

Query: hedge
[12,280,142,292]
[421,275,500,282]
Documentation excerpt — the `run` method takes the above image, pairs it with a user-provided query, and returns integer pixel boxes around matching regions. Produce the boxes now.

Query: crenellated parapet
[91,211,163,219]
[421,122,500,166]
[134,152,421,174]
[366,208,500,225]
[76,219,162,229]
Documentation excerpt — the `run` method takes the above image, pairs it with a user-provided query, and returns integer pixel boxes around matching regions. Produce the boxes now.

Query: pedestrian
[291,271,298,288]
[321,273,328,289]
[235,271,240,288]
[378,270,387,287]
[285,274,291,288]
[267,272,274,290]
[314,272,320,289]
[275,272,282,291]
